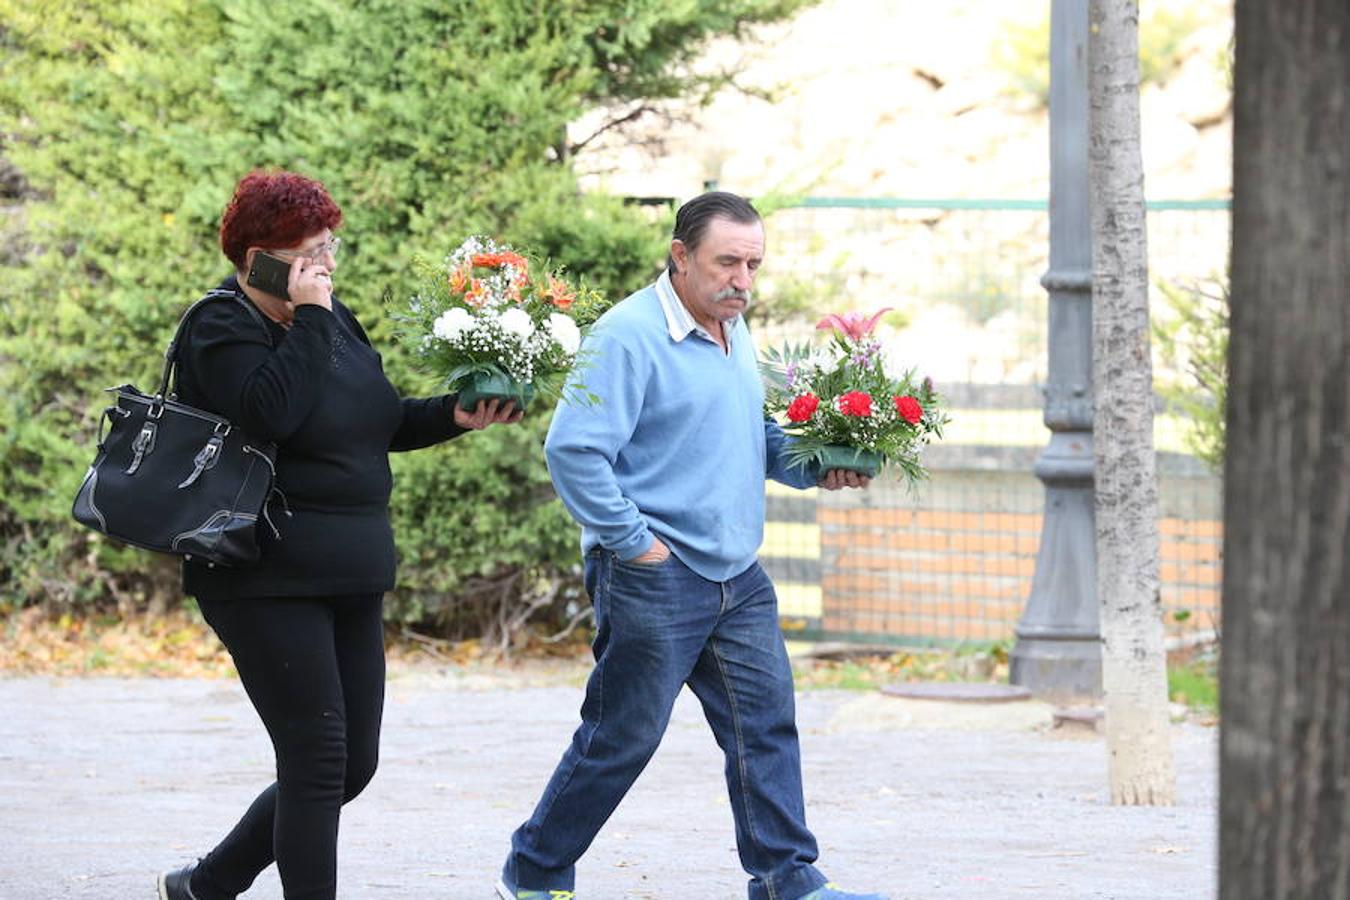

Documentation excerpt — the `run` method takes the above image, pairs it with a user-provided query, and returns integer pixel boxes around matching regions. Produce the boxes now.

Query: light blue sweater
[544,280,818,582]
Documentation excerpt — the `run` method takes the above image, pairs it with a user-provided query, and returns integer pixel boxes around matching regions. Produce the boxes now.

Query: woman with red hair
[157,171,520,900]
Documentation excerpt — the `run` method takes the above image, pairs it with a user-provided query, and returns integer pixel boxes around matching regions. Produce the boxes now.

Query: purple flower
[850,340,881,368]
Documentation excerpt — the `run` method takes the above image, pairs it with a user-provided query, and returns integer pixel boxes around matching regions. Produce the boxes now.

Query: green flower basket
[455,370,536,413]
[817,445,883,478]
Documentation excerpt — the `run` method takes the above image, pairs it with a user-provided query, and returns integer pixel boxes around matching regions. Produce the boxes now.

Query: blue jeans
[505,550,827,900]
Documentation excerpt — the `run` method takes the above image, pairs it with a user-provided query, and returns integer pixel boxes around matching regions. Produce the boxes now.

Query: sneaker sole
[494,878,515,899]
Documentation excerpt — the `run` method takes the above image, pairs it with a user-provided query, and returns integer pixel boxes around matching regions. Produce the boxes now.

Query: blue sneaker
[797,884,890,900]
[494,874,576,899]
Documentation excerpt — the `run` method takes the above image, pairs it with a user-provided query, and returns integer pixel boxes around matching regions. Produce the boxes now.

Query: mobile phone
[246,251,293,300]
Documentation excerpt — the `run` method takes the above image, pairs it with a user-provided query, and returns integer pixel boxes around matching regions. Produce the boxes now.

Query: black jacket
[176,275,465,599]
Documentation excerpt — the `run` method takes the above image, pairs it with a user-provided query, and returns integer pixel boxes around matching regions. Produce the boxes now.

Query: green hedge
[0,0,812,636]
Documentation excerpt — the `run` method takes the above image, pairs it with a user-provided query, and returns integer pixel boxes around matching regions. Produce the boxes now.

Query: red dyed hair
[219,171,343,270]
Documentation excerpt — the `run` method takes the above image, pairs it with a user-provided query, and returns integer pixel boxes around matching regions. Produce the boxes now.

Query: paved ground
[0,664,1216,899]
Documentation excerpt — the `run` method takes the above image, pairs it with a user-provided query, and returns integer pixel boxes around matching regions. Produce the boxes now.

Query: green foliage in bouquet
[761,310,949,483]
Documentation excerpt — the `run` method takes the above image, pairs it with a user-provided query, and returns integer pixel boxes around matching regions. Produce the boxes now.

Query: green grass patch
[1168,658,1219,716]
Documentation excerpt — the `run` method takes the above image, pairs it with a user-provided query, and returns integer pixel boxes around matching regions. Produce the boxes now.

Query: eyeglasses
[270,235,342,261]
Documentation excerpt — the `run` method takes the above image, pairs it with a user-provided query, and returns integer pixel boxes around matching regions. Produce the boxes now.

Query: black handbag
[71,289,284,566]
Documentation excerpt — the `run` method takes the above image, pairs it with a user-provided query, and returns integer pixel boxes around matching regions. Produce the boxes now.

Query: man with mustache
[495,192,886,900]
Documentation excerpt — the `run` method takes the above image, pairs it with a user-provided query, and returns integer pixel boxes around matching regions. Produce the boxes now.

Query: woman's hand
[454,398,525,430]
[286,256,333,311]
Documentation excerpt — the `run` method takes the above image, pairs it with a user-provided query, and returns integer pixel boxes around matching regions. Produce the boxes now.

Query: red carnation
[895,395,923,424]
[787,393,820,422]
[837,391,873,417]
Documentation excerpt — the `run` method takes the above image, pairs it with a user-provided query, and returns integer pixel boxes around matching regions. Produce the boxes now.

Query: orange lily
[448,265,469,294]
[545,276,576,310]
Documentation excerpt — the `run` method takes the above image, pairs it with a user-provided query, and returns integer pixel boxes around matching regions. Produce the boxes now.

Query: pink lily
[815,308,893,342]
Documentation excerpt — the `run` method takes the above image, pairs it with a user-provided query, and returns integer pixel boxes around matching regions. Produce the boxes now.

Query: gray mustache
[714,288,751,304]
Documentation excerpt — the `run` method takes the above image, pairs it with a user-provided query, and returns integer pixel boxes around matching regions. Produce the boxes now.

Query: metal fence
[754,198,1229,647]
[763,433,1223,649]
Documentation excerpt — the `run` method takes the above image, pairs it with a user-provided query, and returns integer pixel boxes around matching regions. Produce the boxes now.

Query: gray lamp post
[1009,0,1102,699]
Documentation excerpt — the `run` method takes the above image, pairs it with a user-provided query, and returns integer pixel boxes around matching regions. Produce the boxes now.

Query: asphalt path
[0,668,1216,899]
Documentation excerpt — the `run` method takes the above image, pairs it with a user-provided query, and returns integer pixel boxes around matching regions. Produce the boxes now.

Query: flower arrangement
[760,308,948,481]
[398,236,608,411]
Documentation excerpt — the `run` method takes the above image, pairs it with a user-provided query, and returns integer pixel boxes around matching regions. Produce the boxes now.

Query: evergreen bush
[0,0,812,637]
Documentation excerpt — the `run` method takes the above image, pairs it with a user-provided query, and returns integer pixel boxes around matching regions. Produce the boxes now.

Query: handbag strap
[155,288,275,400]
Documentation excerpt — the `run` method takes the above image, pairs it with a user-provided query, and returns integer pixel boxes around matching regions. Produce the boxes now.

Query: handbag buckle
[177,435,223,489]
[125,421,158,475]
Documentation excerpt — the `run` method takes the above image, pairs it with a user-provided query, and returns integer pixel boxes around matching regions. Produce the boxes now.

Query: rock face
[571,0,1233,202]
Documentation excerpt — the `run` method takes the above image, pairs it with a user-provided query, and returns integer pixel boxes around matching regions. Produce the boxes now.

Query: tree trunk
[1222,1,1350,897]
[1088,0,1176,806]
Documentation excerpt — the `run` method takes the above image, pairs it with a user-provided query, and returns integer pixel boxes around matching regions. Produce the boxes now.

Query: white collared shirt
[654,269,738,353]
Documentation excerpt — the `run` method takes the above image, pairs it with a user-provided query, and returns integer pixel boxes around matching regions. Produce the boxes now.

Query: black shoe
[157,861,200,900]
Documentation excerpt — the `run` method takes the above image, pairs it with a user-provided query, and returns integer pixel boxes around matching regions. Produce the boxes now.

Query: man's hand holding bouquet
[761,308,948,482]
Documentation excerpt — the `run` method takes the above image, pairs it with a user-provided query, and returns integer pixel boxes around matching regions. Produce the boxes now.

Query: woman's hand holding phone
[286,256,333,311]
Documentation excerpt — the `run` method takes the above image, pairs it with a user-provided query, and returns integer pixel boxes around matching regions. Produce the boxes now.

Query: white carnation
[432,307,474,342]
[499,306,535,340]
[547,313,582,356]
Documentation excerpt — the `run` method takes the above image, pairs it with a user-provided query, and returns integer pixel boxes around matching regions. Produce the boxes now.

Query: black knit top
[176,275,465,600]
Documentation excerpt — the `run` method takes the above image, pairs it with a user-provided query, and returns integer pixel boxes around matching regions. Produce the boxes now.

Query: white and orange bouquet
[760,309,947,480]
[399,236,608,411]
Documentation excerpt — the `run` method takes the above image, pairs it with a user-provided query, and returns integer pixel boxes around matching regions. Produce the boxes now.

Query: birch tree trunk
[1222,0,1350,896]
[1088,0,1176,806]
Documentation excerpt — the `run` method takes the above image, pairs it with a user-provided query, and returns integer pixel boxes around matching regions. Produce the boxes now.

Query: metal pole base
[1010,634,1102,702]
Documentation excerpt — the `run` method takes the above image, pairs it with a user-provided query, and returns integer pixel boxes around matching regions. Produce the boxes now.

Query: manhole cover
[879,682,1033,703]
[1052,706,1105,729]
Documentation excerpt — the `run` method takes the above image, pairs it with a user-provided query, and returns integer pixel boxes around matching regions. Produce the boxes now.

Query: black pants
[190,593,385,900]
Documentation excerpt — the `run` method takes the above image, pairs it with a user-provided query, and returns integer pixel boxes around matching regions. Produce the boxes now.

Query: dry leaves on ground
[790,645,1010,690]
[0,608,591,680]
[1,609,1010,693]
[0,606,234,678]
